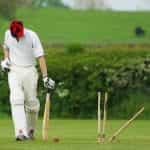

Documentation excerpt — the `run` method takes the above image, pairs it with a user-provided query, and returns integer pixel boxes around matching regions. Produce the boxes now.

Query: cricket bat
[42,92,51,141]
[97,92,101,139]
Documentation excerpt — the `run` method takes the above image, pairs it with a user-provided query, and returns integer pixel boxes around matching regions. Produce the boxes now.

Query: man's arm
[38,55,55,89]
[38,56,48,78]
[3,48,9,59]
[33,31,55,89]
[1,48,11,71]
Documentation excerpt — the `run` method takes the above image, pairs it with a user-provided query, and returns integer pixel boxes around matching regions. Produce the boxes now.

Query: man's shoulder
[5,30,11,36]
[25,28,37,37]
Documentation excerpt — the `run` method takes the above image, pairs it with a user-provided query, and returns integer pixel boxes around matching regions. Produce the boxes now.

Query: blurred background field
[0,8,150,44]
[0,0,150,119]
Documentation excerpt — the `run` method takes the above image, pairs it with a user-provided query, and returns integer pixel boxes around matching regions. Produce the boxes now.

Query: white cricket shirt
[3,28,44,67]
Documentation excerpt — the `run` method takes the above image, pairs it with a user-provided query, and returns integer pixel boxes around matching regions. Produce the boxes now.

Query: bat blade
[42,93,50,141]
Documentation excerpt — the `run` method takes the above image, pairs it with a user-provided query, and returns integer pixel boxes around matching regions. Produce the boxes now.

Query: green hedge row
[1,47,150,119]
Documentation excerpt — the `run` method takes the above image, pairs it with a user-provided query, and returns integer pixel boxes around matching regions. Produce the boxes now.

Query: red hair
[10,20,24,38]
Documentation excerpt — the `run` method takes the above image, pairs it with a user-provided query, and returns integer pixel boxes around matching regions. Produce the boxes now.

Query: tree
[0,0,17,19]
[72,0,107,10]
[32,0,65,7]
[17,0,33,7]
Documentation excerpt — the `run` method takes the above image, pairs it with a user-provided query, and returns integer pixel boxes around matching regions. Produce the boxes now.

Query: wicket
[109,106,144,142]
[97,91,108,143]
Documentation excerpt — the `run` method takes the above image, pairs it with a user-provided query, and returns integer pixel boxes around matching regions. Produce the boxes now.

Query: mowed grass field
[0,8,150,44]
[0,119,150,150]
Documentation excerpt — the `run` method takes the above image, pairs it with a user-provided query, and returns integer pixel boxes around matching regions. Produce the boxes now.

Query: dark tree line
[0,0,65,19]
[0,0,17,19]
[32,0,65,8]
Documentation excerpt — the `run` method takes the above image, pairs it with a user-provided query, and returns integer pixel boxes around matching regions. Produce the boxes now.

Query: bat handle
[46,88,51,93]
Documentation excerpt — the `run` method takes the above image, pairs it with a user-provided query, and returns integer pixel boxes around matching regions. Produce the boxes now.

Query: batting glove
[1,58,11,72]
[43,77,55,90]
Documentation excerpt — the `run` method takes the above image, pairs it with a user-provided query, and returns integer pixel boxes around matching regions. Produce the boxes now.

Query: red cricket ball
[53,137,60,142]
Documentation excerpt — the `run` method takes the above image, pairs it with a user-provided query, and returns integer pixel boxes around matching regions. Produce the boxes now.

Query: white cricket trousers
[8,65,40,137]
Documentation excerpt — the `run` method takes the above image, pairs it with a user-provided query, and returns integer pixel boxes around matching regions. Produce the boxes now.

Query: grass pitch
[0,8,150,44]
[17,8,150,44]
[0,119,150,150]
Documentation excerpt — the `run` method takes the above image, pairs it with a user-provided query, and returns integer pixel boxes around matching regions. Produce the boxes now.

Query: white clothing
[8,65,40,137]
[3,28,44,67]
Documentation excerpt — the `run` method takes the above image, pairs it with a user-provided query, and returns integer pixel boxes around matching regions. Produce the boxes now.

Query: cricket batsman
[0,20,55,141]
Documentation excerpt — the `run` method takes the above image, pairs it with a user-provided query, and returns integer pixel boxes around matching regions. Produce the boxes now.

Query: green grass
[0,119,150,150]
[0,8,150,44]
